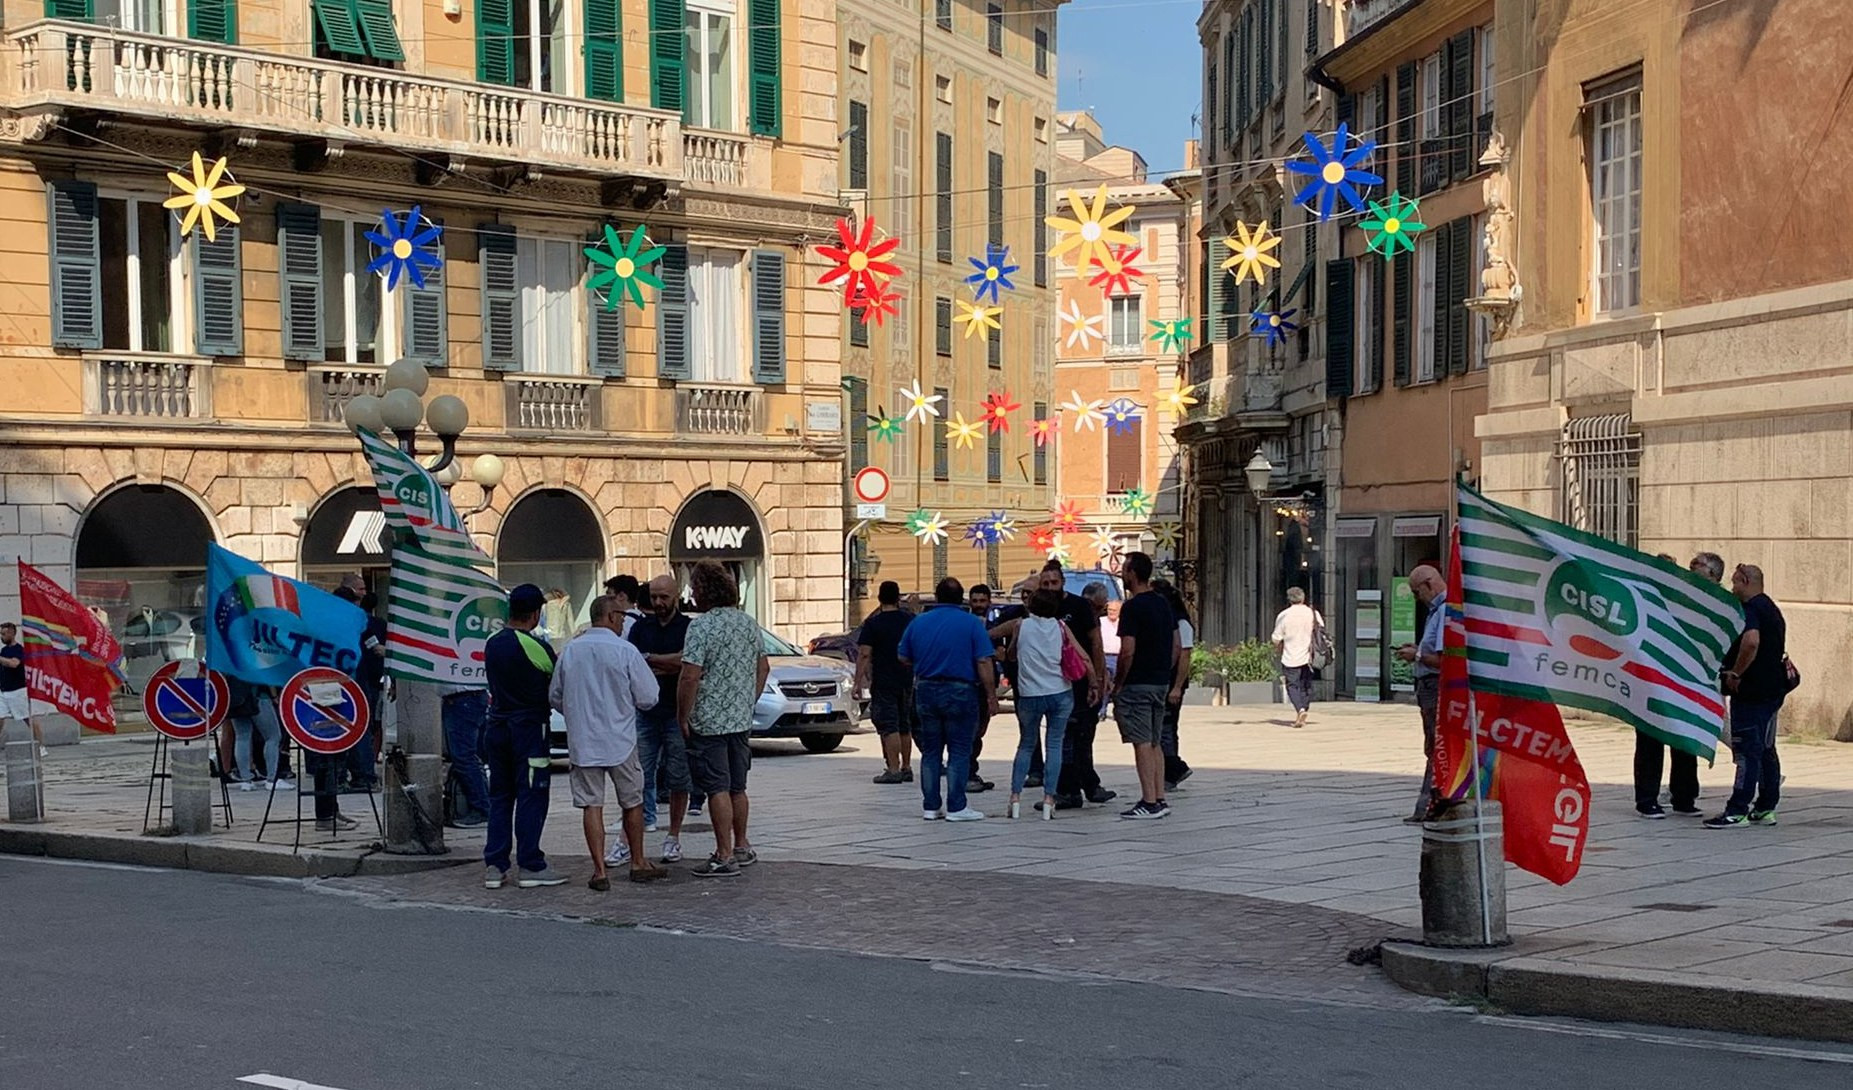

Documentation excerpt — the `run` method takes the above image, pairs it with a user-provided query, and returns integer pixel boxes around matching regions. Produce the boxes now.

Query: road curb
[0,826,467,880]
[1381,941,1853,1044]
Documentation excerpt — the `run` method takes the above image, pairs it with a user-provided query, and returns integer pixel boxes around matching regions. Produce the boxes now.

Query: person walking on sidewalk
[856,581,916,785]
[1271,588,1323,730]
[986,588,1082,820]
[898,577,1000,823]
[481,584,567,890]
[1153,579,1195,790]
[677,562,769,878]
[1395,566,1448,823]
[1112,553,1180,819]
[551,595,667,890]
[0,622,48,758]
[629,574,694,863]
[1706,564,1788,830]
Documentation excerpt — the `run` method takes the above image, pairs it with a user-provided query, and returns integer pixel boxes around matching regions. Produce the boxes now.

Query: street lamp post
[1243,448,1275,640]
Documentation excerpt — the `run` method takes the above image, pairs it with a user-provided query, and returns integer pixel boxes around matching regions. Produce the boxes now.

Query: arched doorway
[668,490,766,620]
[497,489,605,647]
[300,486,389,595]
[75,485,216,693]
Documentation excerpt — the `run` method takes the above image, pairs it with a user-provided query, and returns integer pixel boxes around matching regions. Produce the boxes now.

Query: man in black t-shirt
[0,622,46,757]
[1112,552,1181,820]
[1707,564,1788,829]
[857,581,916,784]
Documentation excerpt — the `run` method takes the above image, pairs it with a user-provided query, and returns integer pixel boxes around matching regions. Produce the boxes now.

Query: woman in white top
[988,589,1087,819]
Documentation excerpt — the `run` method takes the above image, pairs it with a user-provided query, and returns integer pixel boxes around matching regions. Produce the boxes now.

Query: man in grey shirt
[1395,565,1448,823]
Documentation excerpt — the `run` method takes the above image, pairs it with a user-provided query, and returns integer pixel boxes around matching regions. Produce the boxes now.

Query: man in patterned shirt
[676,562,770,878]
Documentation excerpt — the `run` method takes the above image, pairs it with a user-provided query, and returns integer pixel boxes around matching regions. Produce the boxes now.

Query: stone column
[169,741,213,836]
[384,682,447,854]
[1418,799,1509,947]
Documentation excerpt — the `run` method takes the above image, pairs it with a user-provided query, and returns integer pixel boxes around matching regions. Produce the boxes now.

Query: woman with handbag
[988,589,1086,819]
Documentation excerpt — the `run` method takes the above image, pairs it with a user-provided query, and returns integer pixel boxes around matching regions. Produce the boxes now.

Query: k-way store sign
[669,490,763,561]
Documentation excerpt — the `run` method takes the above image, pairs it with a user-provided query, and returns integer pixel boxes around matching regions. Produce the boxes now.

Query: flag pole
[1454,484,1494,946]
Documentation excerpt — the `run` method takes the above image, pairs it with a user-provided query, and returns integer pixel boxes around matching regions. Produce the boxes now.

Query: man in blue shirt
[482,584,567,889]
[897,578,1000,823]
[1395,564,1448,823]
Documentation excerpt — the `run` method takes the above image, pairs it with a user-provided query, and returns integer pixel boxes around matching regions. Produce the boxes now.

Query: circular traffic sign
[852,466,891,504]
[142,660,229,742]
[278,667,370,755]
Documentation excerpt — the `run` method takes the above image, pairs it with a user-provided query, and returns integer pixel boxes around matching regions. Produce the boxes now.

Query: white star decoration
[899,381,942,424]
[1058,299,1105,349]
[1062,391,1105,432]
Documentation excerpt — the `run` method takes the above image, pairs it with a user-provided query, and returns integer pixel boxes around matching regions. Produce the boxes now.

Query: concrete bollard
[5,738,43,823]
[384,681,447,855]
[169,741,214,836]
[1419,799,1509,947]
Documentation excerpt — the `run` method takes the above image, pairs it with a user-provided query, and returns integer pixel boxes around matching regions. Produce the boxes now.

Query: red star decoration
[818,216,902,307]
[852,281,902,327]
[1088,245,1146,297]
[1050,500,1085,532]
[981,390,1021,433]
[1028,526,1059,553]
[1030,416,1060,448]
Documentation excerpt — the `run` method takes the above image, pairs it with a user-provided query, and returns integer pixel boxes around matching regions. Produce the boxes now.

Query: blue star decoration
[365,206,443,290]
[964,243,1019,304]
[963,519,994,549]
[1284,123,1382,221]
[1250,308,1300,348]
[1104,397,1143,436]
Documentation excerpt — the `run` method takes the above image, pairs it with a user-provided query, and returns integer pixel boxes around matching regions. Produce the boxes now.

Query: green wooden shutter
[402,223,447,366]
[751,249,786,385]
[747,0,781,137]
[354,0,405,61]
[1369,255,1386,388]
[847,378,867,471]
[649,0,686,113]
[935,132,953,262]
[584,0,623,101]
[45,0,92,19]
[1432,222,1452,381]
[655,243,690,380]
[987,151,1003,249]
[477,224,520,371]
[1257,0,1272,103]
[932,386,949,480]
[276,203,323,361]
[1448,218,1472,375]
[312,0,365,57]
[848,100,868,188]
[477,0,516,85]
[1395,61,1417,193]
[1447,30,1475,177]
[934,296,952,355]
[47,181,101,350]
[188,0,237,43]
[1206,237,1228,342]
[1391,249,1412,387]
[193,223,243,356]
[587,231,626,377]
[1033,170,1048,286]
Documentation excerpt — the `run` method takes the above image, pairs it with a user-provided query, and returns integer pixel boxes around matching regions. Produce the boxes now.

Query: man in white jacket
[550,594,668,890]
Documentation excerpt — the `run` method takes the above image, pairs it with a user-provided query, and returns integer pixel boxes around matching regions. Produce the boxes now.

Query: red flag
[1438,531,1590,885]
[17,560,123,734]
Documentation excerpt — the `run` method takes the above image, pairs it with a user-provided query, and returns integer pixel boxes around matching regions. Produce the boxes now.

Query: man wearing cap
[481,584,567,889]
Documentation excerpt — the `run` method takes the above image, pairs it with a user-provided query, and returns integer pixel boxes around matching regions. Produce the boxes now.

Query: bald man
[628,574,694,863]
[1395,564,1448,823]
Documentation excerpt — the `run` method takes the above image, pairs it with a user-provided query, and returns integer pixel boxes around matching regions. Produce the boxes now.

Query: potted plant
[1194,641,1281,705]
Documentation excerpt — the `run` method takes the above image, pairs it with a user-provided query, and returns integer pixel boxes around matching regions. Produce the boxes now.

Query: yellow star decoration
[1161,383,1200,416]
[163,151,245,242]
[945,412,985,450]
[1045,185,1138,274]
[1221,220,1283,286]
[956,301,1003,339]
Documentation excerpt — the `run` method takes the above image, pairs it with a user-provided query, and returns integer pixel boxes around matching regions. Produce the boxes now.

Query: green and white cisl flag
[1456,483,1743,762]
[356,426,494,566]
[386,545,507,687]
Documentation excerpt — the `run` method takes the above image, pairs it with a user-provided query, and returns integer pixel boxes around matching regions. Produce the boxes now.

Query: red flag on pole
[16,560,123,734]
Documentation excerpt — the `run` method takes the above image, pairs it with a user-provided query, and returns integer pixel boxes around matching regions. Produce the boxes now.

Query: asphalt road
[4,857,1853,1090]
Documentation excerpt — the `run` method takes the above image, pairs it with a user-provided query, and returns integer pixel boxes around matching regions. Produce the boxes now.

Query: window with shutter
[655,242,690,379]
[277,203,323,361]
[1034,26,1048,77]
[934,538,949,580]
[849,305,869,348]
[751,249,786,384]
[1032,400,1048,484]
[313,0,366,59]
[354,0,404,61]
[935,0,950,32]
[1425,224,1447,382]
[584,233,626,378]
[583,0,623,100]
[1105,418,1141,492]
[1448,217,1472,375]
[649,0,685,112]
[477,224,520,370]
[748,0,781,137]
[188,0,237,43]
[987,152,1003,249]
[987,324,1001,368]
[1305,0,1318,54]
[477,0,516,84]
[935,132,953,262]
[848,378,868,471]
[193,224,243,356]
[986,4,1003,55]
[848,100,868,189]
[1236,8,1252,128]
[1391,248,1411,386]
[1221,31,1235,144]
[1447,30,1475,177]
[1368,254,1386,390]
[45,0,92,19]
[1033,170,1047,285]
[1323,263,1352,400]
[933,386,950,480]
[1206,237,1229,342]
[1395,61,1416,193]
[935,296,952,355]
[987,428,1001,482]
[47,181,102,350]
[1258,0,1272,103]
[403,226,447,366]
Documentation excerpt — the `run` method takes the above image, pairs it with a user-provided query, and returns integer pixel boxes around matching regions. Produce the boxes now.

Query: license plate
[802,701,832,715]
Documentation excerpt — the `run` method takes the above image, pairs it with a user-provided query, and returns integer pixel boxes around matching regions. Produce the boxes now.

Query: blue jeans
[637,710,691,827]
[914,680,979,815]
[1013,690,1072,797]
[1724,699,1782,817]
[232,696,282,784]
[443,692,490,822]
[482,713,550,874]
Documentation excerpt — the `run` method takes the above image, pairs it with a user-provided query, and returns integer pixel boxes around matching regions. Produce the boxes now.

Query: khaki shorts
[568,752,645,810]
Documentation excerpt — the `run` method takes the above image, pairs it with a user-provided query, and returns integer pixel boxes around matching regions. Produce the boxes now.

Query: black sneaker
[1670,805,1702,817]
[1174,767,1193,786]
[1702,814,1748,830]
[1085,787,1118,805]
[1636,804,1667,819]
[1053,793,1085,811]
[1119,801,1166,820]
[691,854,741,878]
[872,769,908,785]
[902,768,914,782]
[966,777,994,793]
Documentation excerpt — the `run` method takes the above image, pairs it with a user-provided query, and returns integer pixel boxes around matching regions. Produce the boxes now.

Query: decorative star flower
[1062,392,1105,432]
[1148,318,1193,353]
[1104,398,1143,436]
[985,512,1017,542]
[1285,122,1383,221]
[584,223,666,310]
[1030,416,1060,448]
[899,381,942,423]
[1046,538,1072,564]
[1028,525,1059,554]
[1050,500,1086,532]
[1090,527,1120,562]
[818,215,902,307]
[905,508,934,535]
[956,301,1003,339]
[981,390,1020,433]
[945,412,985,450]
[852,281,902,327]
[1251,308,1301,348]
[1118,487,1155,518]
[162,151,245,242]
[1360,192,1427,257]
[1161,383,1200,416]
[912,511,949,546]
[1045,185,1138,274]
[867,411,905,443]
[1221,220,1283,286]
[1087,245,1145,297]
[1153,520,1182,551]
[964,244,1019,304]
[1058,299,1106,349]
[964,520,994,549]
[364,206,444,291]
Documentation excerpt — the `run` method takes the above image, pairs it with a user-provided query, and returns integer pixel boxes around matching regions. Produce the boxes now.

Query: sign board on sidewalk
[855,503,887,520]
[278,667,370,755]
[141,660,229,742]
[852,466,890,504]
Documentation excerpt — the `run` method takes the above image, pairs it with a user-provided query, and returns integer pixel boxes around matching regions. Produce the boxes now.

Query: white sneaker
[273,778,296,791]
[660,837,683,863]
[604,840,631,866]
[922,809,944,821]
[39,745,50,758]
[238,781,257,792]
[946,808,986,822]
[645,820,659,833]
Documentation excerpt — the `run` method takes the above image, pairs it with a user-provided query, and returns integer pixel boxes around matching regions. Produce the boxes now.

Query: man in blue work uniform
[482,584,567,889]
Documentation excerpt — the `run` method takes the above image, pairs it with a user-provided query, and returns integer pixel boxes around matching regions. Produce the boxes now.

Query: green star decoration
[1359,192,1426,258]
[867,412,905,443]
[585,224,666,310]
[1148,318,1194,352]
[905,508,932,535]
[1117,487,1154,518]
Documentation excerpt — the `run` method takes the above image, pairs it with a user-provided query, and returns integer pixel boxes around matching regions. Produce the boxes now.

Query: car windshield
[1064,572,1123,600]
[761,627,804,657]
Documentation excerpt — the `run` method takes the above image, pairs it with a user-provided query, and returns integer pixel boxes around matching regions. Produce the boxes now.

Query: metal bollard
[4,738,43,823]
[170,742,214,836]
[1419,799,1509,947]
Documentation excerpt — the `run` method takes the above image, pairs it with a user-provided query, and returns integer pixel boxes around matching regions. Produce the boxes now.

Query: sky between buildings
[1057,0,1204,174]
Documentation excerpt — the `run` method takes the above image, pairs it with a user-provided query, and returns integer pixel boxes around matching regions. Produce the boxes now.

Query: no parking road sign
[141,660,229,742]
[279,667,370,755]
